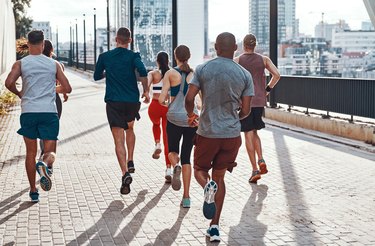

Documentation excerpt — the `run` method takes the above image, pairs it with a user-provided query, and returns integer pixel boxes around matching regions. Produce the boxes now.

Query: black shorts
[240,107,265,132]
[167,120,197,165]
[106,101,141,130]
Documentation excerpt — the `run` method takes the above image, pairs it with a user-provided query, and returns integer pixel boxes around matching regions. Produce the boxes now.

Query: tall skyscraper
[248,0,296,53]
[110,0,208,68]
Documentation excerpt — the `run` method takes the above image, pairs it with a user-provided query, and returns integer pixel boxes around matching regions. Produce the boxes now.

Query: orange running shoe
[258,159,268,175]
[249,171,261,183]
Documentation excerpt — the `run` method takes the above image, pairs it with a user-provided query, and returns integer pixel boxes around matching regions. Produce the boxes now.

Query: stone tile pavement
[0,69,375,245]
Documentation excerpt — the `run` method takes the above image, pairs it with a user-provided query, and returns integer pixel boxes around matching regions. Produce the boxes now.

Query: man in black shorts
[94,27,150,194]
[234,34,280,183]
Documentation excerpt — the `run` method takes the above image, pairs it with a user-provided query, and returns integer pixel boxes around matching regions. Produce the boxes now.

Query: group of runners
[5,27,279,242]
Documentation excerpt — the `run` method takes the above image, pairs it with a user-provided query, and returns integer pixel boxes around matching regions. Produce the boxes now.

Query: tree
[12,0,33,38]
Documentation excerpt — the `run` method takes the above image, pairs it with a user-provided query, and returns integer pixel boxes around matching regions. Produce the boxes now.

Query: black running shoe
[127,160,135,173]
[121,172,133,195]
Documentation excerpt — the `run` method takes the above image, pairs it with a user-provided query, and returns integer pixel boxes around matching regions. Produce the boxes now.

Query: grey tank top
[166,72,198,127]
[20,55,57,113]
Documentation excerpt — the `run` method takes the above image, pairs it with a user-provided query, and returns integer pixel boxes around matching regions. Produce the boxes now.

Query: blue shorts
[17,113,59,140]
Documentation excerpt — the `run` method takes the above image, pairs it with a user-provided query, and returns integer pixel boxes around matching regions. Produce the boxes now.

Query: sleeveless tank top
[170,67,189,97]
[20,55,57,113]
[239,53,267,107]
[152,71,163,94]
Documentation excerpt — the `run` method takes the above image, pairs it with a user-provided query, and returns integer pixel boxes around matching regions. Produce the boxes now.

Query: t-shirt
[190,57,254,138]
[20,55,57,113]
[94,47,147,103]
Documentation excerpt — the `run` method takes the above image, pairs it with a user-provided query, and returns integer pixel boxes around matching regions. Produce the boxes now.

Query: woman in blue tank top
[158,45,198,208]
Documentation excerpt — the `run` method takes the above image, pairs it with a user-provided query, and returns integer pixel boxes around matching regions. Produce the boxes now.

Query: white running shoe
[152,143,162,159]
[165,168,172,183]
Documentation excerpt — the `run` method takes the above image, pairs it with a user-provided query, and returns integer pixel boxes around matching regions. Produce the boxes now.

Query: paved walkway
[1,70,375,246]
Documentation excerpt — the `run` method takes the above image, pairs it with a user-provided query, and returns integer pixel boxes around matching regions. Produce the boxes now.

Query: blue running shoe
[206,225,220,242]
[121,172,133,195]
[29,190,39,203]
[47,166,53,176]
[203,180,217,219]
[36,161,52,191]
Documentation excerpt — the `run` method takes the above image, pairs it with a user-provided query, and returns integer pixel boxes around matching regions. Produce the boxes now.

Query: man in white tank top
[5,30,72,202]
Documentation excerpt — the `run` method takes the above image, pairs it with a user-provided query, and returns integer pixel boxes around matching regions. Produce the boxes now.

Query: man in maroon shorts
[185,32,254,242]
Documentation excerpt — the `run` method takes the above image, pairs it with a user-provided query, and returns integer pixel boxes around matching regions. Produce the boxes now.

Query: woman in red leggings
[147,51,172,183]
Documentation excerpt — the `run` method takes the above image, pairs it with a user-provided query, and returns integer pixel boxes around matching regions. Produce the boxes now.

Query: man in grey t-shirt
[185,32,254,242]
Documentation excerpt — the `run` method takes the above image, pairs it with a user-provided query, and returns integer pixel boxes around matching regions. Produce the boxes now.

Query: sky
[27,0,371,43]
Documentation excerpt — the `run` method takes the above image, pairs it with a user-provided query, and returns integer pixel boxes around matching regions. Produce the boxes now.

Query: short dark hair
[116,27,131,44]
[28,30,44,45]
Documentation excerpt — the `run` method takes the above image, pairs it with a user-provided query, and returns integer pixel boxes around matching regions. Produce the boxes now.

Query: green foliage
[11,0,33,38]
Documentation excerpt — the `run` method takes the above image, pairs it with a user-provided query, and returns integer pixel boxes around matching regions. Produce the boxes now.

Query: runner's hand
[142,91,150,104]
[187,113,199,127]
[63,93,69,102]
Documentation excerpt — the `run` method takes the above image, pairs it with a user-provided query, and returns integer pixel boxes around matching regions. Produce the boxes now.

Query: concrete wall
[265,108,375,145]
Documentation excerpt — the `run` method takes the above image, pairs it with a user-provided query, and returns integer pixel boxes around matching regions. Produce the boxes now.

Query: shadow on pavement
[0,155,25,169]
[273,131,319,245]
[59,122,108,145]
[66,91,103,101]
[0,187,29,211]
[66,189,148,246]
[117,184,169,243]
[228,184,268,246]
[0,201,36,225]
[145,206,189,246]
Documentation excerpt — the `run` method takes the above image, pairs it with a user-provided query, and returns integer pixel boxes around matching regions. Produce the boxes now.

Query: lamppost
[83,14,87,71]
[56,26,59,60]
[172,0,177,66]
[72,25,75,64]
[75,19,79,69]
[106,0,110,51]
[69,23,72,66]
[94,8,97,67]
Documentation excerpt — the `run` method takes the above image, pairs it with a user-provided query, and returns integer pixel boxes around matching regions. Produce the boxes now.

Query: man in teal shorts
[5,30,72,202]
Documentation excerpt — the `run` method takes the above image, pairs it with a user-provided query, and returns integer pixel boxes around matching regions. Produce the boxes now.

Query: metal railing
[273,76,375,119]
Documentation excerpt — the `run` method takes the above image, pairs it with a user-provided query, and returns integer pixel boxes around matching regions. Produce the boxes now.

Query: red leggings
[148,99,170,165]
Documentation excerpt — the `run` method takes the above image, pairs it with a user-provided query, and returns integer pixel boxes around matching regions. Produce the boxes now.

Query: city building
[361,21,374,31]
[31,21,52,40]
[110,0,207,68]
[248,0,296,52]
[314,20,350,41]
[319,51,342,77]
[332,30,375,53]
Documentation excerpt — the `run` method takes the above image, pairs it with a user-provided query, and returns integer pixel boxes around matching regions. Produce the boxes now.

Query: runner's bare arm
[139,76,150,103]
[158,70,171,105]
[185,84,199,116]
[56,62,72,93]
[264,56,280,93]
[5,61,22,98]
[239,95,252,120]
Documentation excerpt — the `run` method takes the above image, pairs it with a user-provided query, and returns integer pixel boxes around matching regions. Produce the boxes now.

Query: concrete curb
[265,108,375,153]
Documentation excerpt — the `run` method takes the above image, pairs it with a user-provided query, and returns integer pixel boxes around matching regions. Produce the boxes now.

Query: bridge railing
[66,61,375,120]
[273,76,375,119]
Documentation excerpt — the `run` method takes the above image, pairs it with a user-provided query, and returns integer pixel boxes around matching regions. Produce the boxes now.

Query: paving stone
[0,70,374,245]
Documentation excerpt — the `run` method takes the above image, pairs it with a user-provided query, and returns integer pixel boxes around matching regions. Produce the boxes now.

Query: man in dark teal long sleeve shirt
[94,27,150,195]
